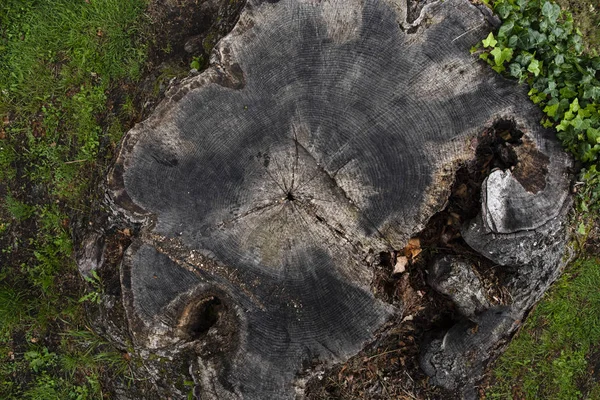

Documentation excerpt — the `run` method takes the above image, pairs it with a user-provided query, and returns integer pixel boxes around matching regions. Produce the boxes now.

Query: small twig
[366,348,402,361]
[64,159,87,164]
[400,387,419,400]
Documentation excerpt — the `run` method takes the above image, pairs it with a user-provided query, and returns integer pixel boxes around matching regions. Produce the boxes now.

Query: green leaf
[544,103,559,118]
[542,118,555,128]
[577,222,587,235]
[541,2,561,24]
[583,86,600,101]
[528,58,541,76]
[559,86,578,99]
[557,119,570,132]
[482,32,497,48]
[494,2,514,19]
[498,19,514,39]
[587,128,600,144]
[509,63,523,79]
[569,98,580,113]
[491,46,513,66]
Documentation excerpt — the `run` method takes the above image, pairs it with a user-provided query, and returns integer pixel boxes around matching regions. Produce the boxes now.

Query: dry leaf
[393,256,408,274]
[403,237,422,259]
[401,315,413,323]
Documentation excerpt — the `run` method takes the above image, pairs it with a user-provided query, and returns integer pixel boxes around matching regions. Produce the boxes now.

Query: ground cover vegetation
[0,0,148,397]
[477,0,600,398]
[1,0,600,398]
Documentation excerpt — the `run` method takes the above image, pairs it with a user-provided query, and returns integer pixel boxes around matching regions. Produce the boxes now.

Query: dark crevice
[412,118,525,294]
[370,118,525,305]
[215,200,278,228]
[185,297,222,339]
[405,0,438,24]
[307,119,531,398]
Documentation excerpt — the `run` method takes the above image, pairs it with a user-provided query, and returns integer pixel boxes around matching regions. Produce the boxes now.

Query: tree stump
[103,0,573,398]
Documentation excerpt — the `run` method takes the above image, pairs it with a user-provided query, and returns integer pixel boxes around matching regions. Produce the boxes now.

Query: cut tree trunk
[99,0,573,398]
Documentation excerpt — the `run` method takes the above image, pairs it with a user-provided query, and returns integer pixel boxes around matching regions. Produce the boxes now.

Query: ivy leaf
[482,32,497,48]
[569,98,580,113]
[559,86,578,99]
[528,58,541,76]
[498,20,515,40]
[509,63,523,79]
[583,85,600,101]
[556,119,570,132]
[542,118,555,128]
[544,103,559,118]
[587,128,600,144]
[494,2,514,19]
[541,2,561,24]
[491,47,514,66]
[554,53,564,66]
[516,52,534,67]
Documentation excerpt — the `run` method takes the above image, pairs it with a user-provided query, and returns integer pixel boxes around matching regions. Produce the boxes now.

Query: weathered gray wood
[104,0,572,398]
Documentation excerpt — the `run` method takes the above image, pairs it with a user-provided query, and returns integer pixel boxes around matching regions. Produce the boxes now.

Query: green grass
[0,0,148,397]
[486,258,600,399]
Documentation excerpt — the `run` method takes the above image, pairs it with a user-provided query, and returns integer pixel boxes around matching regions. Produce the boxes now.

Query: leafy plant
[475,0,600,164]
[190,55,207,71]
[25,347,58,373]
[78,270,102,305]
